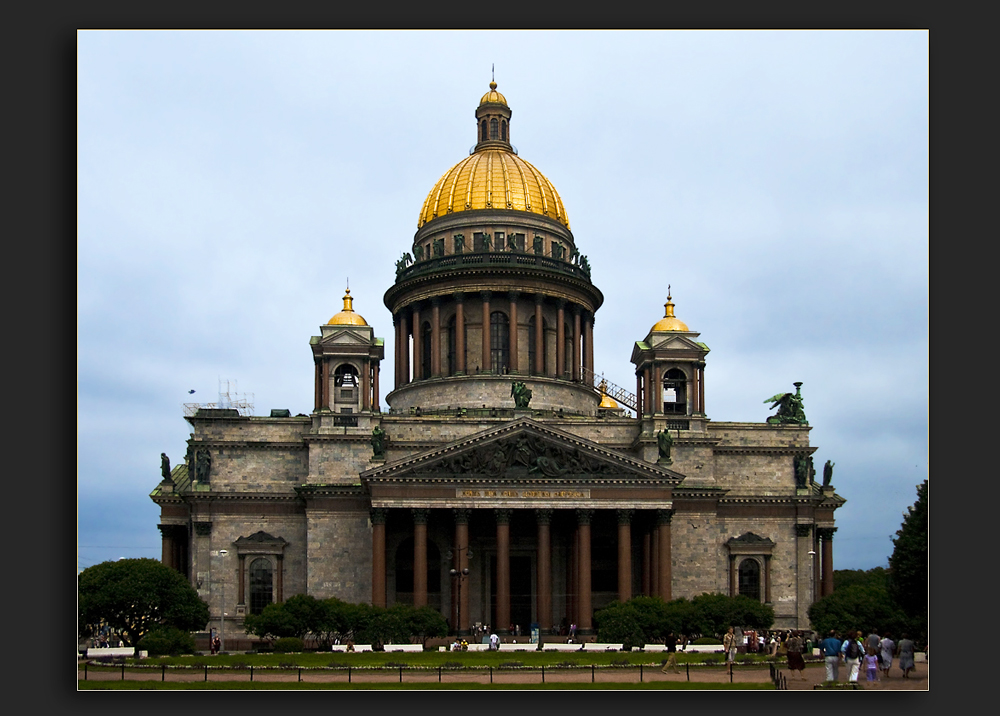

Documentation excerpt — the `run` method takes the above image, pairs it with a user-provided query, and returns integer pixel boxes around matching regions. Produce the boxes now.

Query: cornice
[713,445,816,456]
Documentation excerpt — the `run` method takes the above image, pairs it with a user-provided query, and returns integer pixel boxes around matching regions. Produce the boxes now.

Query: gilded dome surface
[650,292,689,332]
[479,81,508,106]
[418,150,569,229]
[328,288,368,326]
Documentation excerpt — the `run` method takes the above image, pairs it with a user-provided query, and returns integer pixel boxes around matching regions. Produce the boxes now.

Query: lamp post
[446,545,473,636]
[217,549,228,653]
[807,549,816,607]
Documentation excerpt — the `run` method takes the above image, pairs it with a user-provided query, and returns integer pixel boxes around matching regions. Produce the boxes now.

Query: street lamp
[807,550,816,607]
[217,549,229,653]
[446,546,473,636]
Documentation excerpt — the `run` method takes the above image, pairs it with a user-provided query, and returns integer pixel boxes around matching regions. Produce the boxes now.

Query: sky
[78,30,928,574]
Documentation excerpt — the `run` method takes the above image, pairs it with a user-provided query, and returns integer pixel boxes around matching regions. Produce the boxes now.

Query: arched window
[481,119,488,142]
[490,311,509,374]
[501,119,507,141]
[249,558,273,615]
[420,321,432,380]
[490,118,499,140]
[738,558,761,601]
[334,364,359,387]
[663,367,687,415]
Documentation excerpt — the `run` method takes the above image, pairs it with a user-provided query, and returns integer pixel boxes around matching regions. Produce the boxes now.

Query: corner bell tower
[631,289,709,434]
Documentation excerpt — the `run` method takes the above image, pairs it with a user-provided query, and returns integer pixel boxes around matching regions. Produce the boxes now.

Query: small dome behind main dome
[650,289,690,332]
[328,288,368,326]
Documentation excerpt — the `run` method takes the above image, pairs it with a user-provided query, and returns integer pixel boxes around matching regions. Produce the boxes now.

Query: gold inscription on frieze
[455,488,589,499]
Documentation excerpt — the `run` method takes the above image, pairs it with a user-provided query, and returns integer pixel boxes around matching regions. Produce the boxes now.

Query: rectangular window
[433,238,444,257]
[511,233,525,251]
[494,232,505,250]
[473,232,487,251]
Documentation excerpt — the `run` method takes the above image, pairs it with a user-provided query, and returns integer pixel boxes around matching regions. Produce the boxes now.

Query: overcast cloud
[78,30,928,573]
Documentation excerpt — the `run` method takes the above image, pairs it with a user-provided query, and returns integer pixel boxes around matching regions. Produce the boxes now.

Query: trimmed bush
[273,637,305,653]
[693,637,722,644]
[136,626,196,656]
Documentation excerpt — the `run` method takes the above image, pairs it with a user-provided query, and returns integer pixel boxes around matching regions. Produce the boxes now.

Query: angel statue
[511,381,532,409]
[764,382,807,425]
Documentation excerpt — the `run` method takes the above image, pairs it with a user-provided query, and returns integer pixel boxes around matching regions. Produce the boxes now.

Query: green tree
[833,567,890,591]
[808,582,907,638]
[405,605,448,646]
[687,593,774,637]
[243,602,301,643]
[594,601,645,649]
[888,480,928,644]
[78,558,209,646]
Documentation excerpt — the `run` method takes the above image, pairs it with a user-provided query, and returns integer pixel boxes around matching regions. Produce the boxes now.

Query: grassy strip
[112,651,791,669]
[79,680,772,691]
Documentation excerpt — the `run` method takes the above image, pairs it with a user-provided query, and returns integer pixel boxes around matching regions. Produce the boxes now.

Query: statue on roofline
[823,459,835,487]
[160,453,172,482]
[764,382,808,425]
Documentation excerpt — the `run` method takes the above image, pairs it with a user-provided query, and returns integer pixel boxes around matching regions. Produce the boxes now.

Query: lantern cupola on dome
[328,288,368,326]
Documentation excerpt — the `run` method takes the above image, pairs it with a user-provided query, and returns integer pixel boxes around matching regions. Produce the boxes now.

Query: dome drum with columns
[152,81,844,643]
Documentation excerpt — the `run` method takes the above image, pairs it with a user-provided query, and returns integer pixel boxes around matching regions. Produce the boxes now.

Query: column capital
[480,290,492,301]
[430,296,442,307]
[193,521,212,536]
[453,507,470,524]
[508,290,520,301]
[453,292,465,303]
[495,508,512,525]
[370,508,387,525]
[535,508,553,525]
[656,508,675,525]
[576,508,594,525]
[817,527,838,540]
[556,298,567,309]
[412,508,429,525]
[572,303,581,316]
[795,523,813,537]
[535,293,545,306]
[617,509,634,525]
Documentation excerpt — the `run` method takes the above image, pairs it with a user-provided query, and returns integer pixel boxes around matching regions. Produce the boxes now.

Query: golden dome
[650,290,689,332]
[418,150,569,229]
[597,378,619,409]
[479,81,508,107]
[328,288,368,326]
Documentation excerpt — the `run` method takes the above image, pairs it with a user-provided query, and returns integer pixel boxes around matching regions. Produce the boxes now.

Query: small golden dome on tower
[650,289,690,332]
[328,288,368,326]
[479,81,508,107]
[597,378,619,409]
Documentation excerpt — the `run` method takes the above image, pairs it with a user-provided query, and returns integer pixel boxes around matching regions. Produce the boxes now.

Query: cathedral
[152,81,845,637]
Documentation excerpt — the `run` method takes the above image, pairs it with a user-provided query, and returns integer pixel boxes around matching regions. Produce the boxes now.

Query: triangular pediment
[361,418,684,484]
[648,333,704,351]
[317,328,373,346]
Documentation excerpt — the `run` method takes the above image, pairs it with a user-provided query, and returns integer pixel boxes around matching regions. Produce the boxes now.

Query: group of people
[819,629,917,683]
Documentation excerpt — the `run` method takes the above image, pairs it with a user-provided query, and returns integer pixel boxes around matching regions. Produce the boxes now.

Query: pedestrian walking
[661,632,680,674]
[785,630,806,679]
[841,629,864,682]
[864,647,880,682]
[879,632,895,679]
[821,630,843,682]
[897,633,916,679]
[723,627,738,675]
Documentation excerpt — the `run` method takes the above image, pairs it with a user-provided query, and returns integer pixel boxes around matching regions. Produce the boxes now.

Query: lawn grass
[120,650,782,669]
